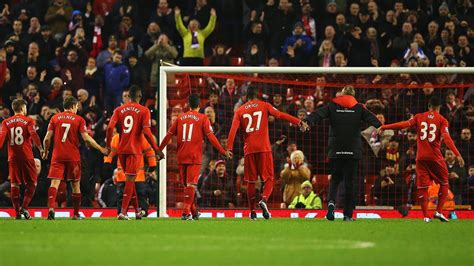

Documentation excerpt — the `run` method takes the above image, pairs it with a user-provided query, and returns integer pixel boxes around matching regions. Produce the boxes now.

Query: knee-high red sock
[191,203,197,215]
[418,188,429,218]
[247,182,256,211]
[262,178,274,201]
[48,187,58,209]
[72,193,81,216]
[183,186,195,215]
[131,186,139,212]
[121,181,135,215]
[22,182,36,209]
[437,185,449,213]
[10,186,20,212]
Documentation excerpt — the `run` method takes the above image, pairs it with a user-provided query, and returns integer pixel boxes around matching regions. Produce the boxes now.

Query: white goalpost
[157,66,474,218]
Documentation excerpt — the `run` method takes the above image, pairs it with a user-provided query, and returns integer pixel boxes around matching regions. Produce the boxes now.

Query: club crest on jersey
[427,114,434,119]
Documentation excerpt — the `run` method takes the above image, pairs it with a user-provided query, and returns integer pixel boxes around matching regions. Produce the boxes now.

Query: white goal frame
[158,66,474,217]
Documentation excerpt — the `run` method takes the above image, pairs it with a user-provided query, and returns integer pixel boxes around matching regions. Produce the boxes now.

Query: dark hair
[246,86,259,100]
[113,49,123,56]
[428,96,441,108]
[129,85,142,101]
[188,93,201,109]
[11,98,27,113]
[63,96,78,109]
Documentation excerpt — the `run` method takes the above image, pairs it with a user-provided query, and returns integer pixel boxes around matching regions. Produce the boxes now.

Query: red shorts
[416,160,449,188]
[48,161,81,181]
[9,159,37,184]
[244,152,274,182]
[118,154,142,176]
[179,164,201,185]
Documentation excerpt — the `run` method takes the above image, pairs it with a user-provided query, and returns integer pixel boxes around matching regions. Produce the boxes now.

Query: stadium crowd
[0,0,473,212]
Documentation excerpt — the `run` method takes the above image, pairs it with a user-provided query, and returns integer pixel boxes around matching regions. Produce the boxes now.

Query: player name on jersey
[5,118,28,126]
[56,115,77,121]
[180,114,200,121]
[120,106,141,114]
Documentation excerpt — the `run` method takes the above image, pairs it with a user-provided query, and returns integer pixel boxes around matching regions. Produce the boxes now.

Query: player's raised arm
[440,119,464,167]
[226,111,241,152]
[378,116,417,134]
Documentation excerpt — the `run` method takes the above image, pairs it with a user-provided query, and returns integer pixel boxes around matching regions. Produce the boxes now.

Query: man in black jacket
[303,86,381,221]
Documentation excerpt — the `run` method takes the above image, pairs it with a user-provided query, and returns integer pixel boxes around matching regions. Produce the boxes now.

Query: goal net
[157,67,474,217]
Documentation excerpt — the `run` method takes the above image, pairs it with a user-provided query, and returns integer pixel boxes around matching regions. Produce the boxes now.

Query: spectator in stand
[96,35,118,69]
[200,106,222,174]
[282,22,313,66]
[317,40,336,67]
[175,6,216,66]
[219,78,240,131]
[456,35,474,66]
[298,2,316,45]
[44,0,73,40]
[209,44,231,66]
[139,21,161,53]
[347,2,360,25]
[392,22,414,60]
[373,160,404,207]
[288,180,322,209]
[126,53,147,90]
[243,11,269,57]
[145,33,177,88]
[244,42,265,66]
[103,50,129,113]
[20,66,39,89]
[346,26,371,67]
[446,149,467,205]
[98,169,118,207]
[23,42,47,72]
[83,57,100,107]
[264,0,296,58]
[77,88,90,113]
[280,150,311,208]
[200,160,236,208]
[333,52,347,67]
[458,128,472,167]
[151,0,176,42]
[57,34,88,91]
[7,19,30,52]
[37,25,58,63]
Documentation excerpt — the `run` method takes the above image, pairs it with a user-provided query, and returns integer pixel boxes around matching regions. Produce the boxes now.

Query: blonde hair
[341,86,355,96]
[290,150,305,164]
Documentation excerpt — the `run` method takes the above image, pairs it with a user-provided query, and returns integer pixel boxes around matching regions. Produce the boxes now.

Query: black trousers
[116,182,148,215]
[329,159,359,218]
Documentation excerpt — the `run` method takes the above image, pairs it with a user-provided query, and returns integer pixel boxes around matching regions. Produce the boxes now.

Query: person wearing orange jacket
[104,133,157,217]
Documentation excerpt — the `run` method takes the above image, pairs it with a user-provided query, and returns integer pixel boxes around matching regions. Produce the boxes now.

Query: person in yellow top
[288,181,322,209]
[174,6,216,66]
[104,133,157,217]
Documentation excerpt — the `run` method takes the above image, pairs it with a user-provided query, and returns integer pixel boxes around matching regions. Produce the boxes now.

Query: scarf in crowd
[85,67,97,76]
[90,26,103,58]
[191,31,199,49]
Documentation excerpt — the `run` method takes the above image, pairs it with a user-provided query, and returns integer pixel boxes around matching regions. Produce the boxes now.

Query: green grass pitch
[0,219,473,266]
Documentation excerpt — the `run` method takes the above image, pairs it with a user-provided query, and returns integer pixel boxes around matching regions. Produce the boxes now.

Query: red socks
[262,178,274,201]
[72,193,81,216]
[22,182,36,209]
[418,187,429,218]
[10,186,20,212]
[131,187,139,212]
[437,185,449,213]
[48,187,58,209]
[121,181,135,215]
[183,186,195,215]
[247,182,256,211]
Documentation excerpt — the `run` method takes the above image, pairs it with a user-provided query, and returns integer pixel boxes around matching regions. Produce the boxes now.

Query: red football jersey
[110,102,151,155]
[227,100,300,155]
[166,110,217,164]
[0,115,36,161]
[408,111,450,161]
[48,111,87,161]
